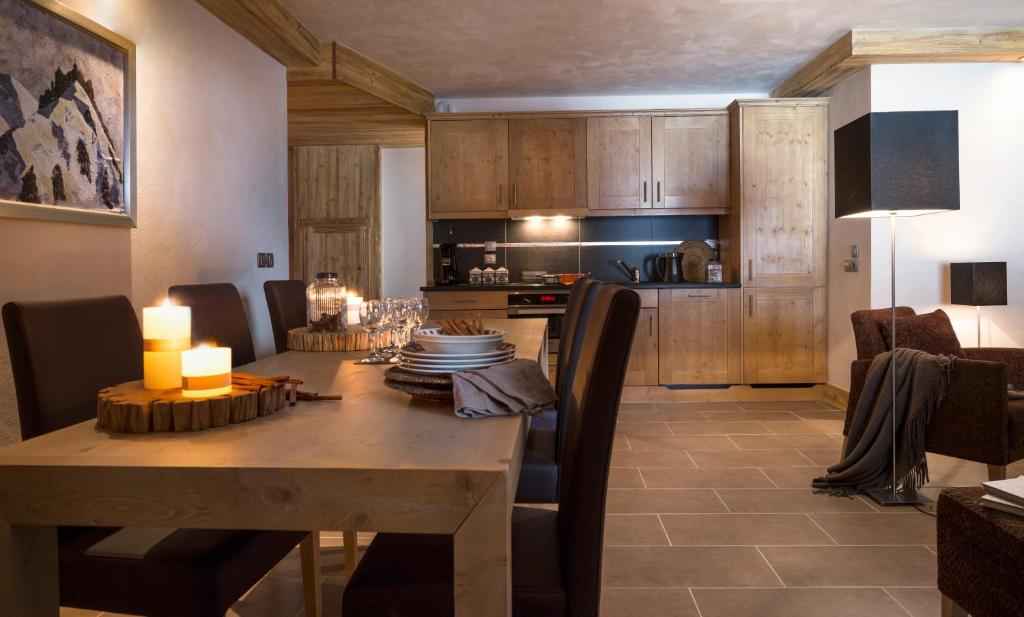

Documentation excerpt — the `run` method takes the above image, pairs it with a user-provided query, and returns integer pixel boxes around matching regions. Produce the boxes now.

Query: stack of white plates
[399,329,515,375]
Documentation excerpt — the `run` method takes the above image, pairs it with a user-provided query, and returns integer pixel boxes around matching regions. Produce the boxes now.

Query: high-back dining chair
[168,282,256,366]
[516,279,604,503]
[264,279,308,354]
[341,284,641,617]
[2,296,318,617]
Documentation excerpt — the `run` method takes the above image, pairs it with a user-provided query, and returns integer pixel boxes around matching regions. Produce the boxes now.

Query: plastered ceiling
[279,0,1024,97]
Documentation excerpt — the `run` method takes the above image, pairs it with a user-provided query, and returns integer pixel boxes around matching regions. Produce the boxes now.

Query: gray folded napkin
[453,359,558,418]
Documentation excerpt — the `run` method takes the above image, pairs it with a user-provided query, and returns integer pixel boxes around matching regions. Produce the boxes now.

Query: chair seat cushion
[59,527,306,617]
[1008,399,1024,460]
[531,407,557,430]
[515,441,558,503]
[343,507,565,617]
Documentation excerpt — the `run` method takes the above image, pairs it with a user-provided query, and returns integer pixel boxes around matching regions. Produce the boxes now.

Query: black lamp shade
[951,262,1007,306]
[835,111,960,218]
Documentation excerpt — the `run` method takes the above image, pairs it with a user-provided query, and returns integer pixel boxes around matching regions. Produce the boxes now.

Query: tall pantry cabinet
[723,100,828,384]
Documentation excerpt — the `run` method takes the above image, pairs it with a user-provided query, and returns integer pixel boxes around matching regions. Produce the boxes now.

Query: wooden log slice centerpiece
[97,373,297,434]
[286,326,394,352]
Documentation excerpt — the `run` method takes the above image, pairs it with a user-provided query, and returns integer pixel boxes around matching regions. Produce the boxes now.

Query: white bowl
[413,328,506,354]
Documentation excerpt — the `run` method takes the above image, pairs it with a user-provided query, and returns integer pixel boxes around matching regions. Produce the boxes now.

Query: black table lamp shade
[835,111,960,218]
[951,262,1008,306]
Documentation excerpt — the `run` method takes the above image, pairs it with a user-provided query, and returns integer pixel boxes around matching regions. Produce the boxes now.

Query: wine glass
[379,298,402,359]
[411,297,429,336]
[359,300,387,362]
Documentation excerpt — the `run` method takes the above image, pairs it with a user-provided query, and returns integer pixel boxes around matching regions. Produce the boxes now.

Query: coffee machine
[438,243,459,285]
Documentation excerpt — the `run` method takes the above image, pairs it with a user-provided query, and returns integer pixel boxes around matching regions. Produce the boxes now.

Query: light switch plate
[844,259,859,273]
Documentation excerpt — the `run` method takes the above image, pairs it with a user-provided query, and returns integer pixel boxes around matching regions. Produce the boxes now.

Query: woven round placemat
[383,379,454,402]
[384,366,453,386]
[677,240,713,282]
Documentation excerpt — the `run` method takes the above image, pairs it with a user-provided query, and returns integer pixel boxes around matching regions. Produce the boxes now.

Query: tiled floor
[61,398,1024,617]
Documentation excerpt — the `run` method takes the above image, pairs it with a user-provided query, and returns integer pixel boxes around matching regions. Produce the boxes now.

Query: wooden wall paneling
[509,118,587,211]
[658,289,740,385]
[742,287,826,384]
[773,28,1024,98]
[739,103,826,288]
[586,116,652,210]
[652,115,729,209]
[625,307,659,386]
[195,0,321,66]
[428,120,509,216]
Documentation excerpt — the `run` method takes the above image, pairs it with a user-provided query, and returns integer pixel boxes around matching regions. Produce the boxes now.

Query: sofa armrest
[927,358,1011,465]
[962,348,1024,390]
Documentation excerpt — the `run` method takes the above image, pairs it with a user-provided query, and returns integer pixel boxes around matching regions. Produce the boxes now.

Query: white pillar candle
[142,300,191,390]
[347,294,363,326]
[181,345,232,399]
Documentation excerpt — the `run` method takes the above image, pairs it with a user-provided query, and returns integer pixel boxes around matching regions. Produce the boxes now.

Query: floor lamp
[951,262,1007,347]
[834,110,961,506]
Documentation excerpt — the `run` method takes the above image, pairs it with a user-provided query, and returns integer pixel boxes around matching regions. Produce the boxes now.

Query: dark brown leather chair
[264,279,307,354]
[2,296,313,616]
[169,282,256,366]
[846,307,1024,480]
[342,284,641,617]
[517,278,604,503]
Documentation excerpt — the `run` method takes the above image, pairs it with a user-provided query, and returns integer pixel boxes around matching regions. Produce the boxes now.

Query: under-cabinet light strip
[431,240,715,249]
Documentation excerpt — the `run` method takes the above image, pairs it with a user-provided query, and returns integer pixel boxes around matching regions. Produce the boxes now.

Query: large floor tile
[615,421,673,436]
[692,587,909,617]
[603,514,670,545]
[653,402,742,412]
[611,449,694,467]
[602,546,782,587]
[715,489,876,513]
[760,545,937,586]
[809,513,936,545]
[885,587,941,617]
[58,609,100,617]
[731,434,840,450]
[600,588,700,617]
[759,466,827,488]
[668,421,771,435]
[740,401,831,412]
[628,435,737,451]
[229,574,305,617]
[797,448,843,466]
[795,409,848,421]
[613,435,630,451]
[619,402,657,413]
[926,463,992,487]
[639,467,775,489]
[763,419,845,434]
[702,410,802,422]
[605,488,728,514]
[609,467,646,488]
[688,449,813,468]
[660,513,833,546]
[638,409,709,422]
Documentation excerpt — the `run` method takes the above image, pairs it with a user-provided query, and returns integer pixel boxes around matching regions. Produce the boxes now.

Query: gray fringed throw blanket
[813,348,954,496]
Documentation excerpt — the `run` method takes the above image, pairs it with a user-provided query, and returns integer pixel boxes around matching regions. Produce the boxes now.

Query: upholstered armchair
[846,307,1024,481]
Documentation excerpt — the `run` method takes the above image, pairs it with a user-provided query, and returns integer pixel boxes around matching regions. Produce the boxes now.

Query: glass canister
[496,266,510,285]
[706,261,724,284]
[482,267,496,285]
[307,272,348,332]
[468,267,483,285]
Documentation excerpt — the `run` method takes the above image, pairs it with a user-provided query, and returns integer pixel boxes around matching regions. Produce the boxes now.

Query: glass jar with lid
[307,272,348,332]
[468,267,483,285]
[495,266,510,285]
[482,267,496,285]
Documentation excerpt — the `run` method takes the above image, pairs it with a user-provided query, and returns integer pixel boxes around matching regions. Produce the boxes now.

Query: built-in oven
[507,291,569,377]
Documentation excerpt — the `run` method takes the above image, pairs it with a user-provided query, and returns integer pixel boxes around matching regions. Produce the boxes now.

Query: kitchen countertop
[420,281,742,292]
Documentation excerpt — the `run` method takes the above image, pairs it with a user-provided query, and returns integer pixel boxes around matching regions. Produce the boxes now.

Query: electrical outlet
[844,259,859,273]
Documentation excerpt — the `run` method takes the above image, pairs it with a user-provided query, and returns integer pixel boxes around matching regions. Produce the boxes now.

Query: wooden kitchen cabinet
[587,116,652,210]
[428,120,508,217]
[658,288,741,385]
[730,101,827,288]
[429,309,508,321]
[625,308,659,386]
[742,286,826,384]
[509,118,587,212]
[652,115,729,210]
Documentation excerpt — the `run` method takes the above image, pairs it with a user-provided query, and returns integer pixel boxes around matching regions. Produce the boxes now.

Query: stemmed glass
[358,300,388,363]
[379,298,402,359]
[410,297,429,341]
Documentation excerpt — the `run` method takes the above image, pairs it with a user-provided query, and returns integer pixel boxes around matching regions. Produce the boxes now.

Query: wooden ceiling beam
[195,0,322,66]
[288,82,425,147]
[772,28,1024,98]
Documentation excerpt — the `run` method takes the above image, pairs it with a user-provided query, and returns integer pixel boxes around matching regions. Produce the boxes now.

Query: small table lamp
[951,262,1007,347]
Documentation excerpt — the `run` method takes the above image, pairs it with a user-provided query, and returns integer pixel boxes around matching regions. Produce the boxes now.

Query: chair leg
[344,530,359,578]
[988,465,1007,481]
[941,594,968,617]
[299,532,322,617]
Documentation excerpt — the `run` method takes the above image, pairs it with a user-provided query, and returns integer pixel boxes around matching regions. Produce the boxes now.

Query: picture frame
[0,0,136,227]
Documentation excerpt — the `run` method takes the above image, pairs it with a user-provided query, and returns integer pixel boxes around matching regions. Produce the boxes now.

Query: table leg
[299,532,322,617]
[0,523,59,617]
[453,474,511,617]
[343,530,359,578]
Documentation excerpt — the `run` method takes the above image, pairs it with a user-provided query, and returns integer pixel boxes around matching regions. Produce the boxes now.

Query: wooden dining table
[0,317,548,617]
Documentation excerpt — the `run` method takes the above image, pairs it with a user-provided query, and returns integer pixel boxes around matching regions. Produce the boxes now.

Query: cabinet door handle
[643,181,648,203]
[747,259,753,282]
[453,298,478,304]
[687,294,712,298]
[748,295,753,317]
[648,313,654,337]
[657,181,662,203]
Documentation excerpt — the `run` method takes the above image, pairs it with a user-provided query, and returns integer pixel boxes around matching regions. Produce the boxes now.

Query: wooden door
[509,118,586,211]
[587,117,652,210]
[290,145,382,298]
[625,308,659,385]
[743,287,826,384]
[652,115,729,210]
[428,120,508,217]
[658,289,741,385]
[738,104,827,287]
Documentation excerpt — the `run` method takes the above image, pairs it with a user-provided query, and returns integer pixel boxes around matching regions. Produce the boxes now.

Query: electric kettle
[652,252,682,282]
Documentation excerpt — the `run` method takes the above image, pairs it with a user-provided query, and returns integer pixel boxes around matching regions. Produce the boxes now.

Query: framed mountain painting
[0,0,135,227]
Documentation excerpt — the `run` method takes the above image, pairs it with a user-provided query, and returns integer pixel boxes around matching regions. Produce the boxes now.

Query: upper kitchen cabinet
[728,100,828,288]
[428,120,509,218]
[508,118,587,213]
[652,114,729,210]
[587,116,652,211]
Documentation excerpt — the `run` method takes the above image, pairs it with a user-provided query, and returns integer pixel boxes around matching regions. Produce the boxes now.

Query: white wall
[827,63,1024,392]
[381,148,427,297]
[0,0,288,444]
[436,93,766,112]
